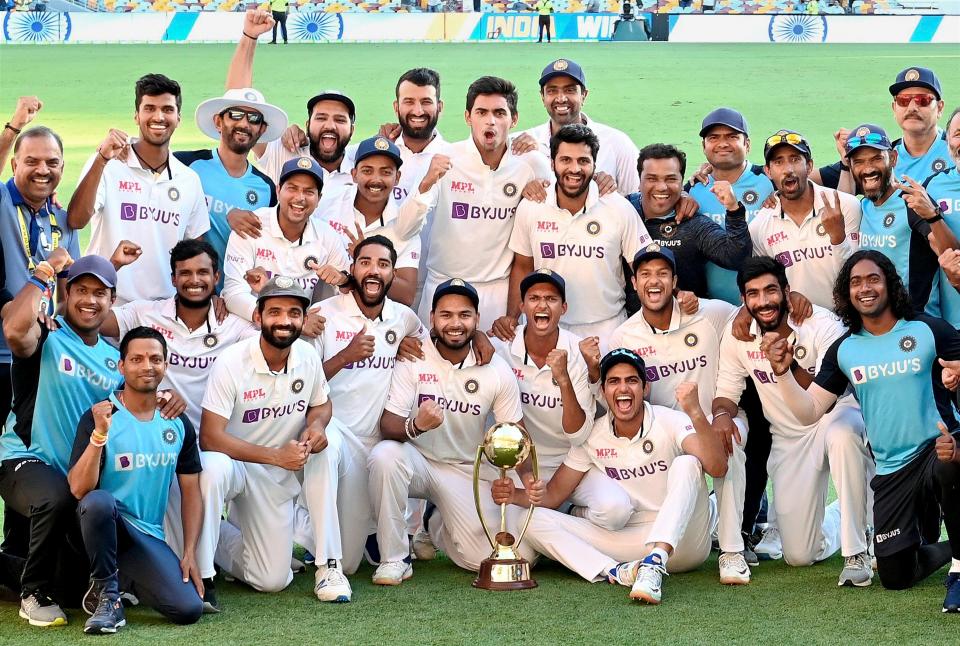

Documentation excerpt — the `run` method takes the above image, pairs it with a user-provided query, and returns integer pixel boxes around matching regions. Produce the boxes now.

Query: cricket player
[928,107,960,327]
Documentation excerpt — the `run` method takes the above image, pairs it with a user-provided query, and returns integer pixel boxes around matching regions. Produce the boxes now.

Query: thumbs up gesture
[936,421,958,463]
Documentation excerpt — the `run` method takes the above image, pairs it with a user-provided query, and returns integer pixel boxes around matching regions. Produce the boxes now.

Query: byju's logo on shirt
[58,354,119,390]
[241,400,307,423]
[59,355,76,375]
[114,452,176,471]
[849,359,922,385]
[604,460,668,481]
[119,202,181,226]
[450,202,515,221]
[538,242,605,259]
[116,453,134,471]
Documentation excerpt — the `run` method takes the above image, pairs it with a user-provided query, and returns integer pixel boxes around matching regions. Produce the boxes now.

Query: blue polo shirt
[0,178,81,364]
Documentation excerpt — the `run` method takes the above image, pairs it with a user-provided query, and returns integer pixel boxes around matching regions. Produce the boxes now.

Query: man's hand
[677,290,699,315]
[787,290,813,326]
[299,427,328,454]
[510,132,539,155]
[939,249,960,289]
[378,122,402,142]
[397,335,425,361]
[343,224,365,258]
[280,124,308,154]
[491,477,515,505]
[675,192,700,224]
[180,552,204,597]
[340,324,375,364]
[675,382,702,417]
[833,128,851,163]
[418,154,452,194]
[940,358,960,391]
[579,336,601,378]
[97,129,129,161]
[10,96,42,130]
[211,295,229,324]
[227,208,262,240]
[760,332,793,376]
[310,261,348,287]
[157,390,187,420]
[731,306,754,342]
[545,348,571,387]
[46,247,74,274]
[689,162,713,186]
[243,8,275,37]
[244,267,270,294]
[109,239,142,270]
[274,439,309,471]
[526,478,546,506]
[710,180,739,212]
[711,412,741,456]
[490,315,518,342]
[471,330,495,366]
[761,192,779,210]
[414,398,444,432]
[820,191,846,245]
[521,179,550,203]
[301,306,326,339]
[936,421,958,463]
[91,400,114,436]
[895,175,939,220]
[593,171,617,196]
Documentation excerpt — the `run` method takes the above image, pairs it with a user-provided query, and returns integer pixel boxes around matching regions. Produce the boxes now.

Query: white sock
[950,558,960,574]
[648,547,669,568]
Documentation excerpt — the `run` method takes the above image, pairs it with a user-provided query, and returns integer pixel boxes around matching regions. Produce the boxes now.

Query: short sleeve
[176,415,202,475]
[508,201,534,257]
[112,301,143,339]
[68,408,99,470]
[383,355,418,418]
[201,354,239,420]
[562,443,593,473]
[491,360,523,423]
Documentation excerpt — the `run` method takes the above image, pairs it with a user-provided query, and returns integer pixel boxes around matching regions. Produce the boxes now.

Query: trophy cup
[472,422,538,590]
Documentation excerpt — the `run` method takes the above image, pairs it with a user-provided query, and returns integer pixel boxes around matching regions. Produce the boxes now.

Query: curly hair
[833,250,914,333]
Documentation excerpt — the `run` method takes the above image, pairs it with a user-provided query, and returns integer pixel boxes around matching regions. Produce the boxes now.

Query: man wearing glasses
[176,89,288,288]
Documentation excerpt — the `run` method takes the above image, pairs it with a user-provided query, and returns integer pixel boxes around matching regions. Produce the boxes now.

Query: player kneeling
[492,349,727,604]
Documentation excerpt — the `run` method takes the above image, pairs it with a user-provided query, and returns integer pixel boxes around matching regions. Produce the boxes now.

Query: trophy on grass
[472,422,539,590]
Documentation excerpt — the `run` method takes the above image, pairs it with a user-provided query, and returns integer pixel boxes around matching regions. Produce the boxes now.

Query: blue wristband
[27,276,48,292]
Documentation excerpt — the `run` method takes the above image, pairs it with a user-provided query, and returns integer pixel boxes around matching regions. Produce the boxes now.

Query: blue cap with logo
[432,278,479,311]
[699,107,749,137]
[632,243,676,274]
[539,58,587,89]
[844,123,892,156]
[889,67,942,101]
[279,157,324,192]
[520,268,566,301]
[66,255,117,288]
[355,135,403,169]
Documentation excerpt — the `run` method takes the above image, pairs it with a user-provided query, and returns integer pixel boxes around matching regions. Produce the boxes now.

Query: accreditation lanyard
[17,203,60,271]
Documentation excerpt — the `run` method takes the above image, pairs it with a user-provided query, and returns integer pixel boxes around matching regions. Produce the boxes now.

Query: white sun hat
[194,87,288,143]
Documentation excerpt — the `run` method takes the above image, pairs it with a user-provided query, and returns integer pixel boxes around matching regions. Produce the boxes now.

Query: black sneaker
[741,532,759,567]
[202,577,220,614]
[84,594,126,635]
[944,572,960,613]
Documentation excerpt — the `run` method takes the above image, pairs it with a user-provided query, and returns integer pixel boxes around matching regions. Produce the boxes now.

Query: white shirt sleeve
[749,217,768,257]
[255,139,285,185]
[183,175,211,239]
[614,136,641,196]
[308,354,330,408]
[319,226,351,272]
[491,360,523,423]
[112,301,143,339]
[402,308,428,341]
[562,443,593,473]
[566,351,597,443]
[619,198,653,263]
[77,153,107,214]
[714,324,749,404]
[812,312,848,375]
[201,354,239,420]
[394,188,436,240]
[508,201,534,257]
[222,231,259,321]
[520,150,553,181]
[383,355,418,418]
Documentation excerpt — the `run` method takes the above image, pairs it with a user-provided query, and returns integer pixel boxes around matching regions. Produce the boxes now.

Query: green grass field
[1,41,960,644]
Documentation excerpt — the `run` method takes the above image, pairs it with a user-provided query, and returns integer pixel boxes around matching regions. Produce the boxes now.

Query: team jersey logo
[659,222,677,239]
[552,59,569,71]
[904,69,921,82]
[204,333,218,348]
[816,223,826,237]
[385,330,397,345]
[503,182,518,198]
[586,221,601,236]
[104,358,117,370]
[742,190,759,205]
[168,187,180,202]
[162,428,177,445]
[115,453,134,471]
[899,335,917,352]
[684,333,698,347]
[297,157,313,169]
[275,276,294,288]
[464,378,479,394]
[59,355,76,375]
[883,213,896,228]
[932,159,948,173]
[450,278,466,287]
[303,255,319,271]
[794,345,807,360]
[246,190,258,205]
[292,378,305,394]
[642,439,654,454]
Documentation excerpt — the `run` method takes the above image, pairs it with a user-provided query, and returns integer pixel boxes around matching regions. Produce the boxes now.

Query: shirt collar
[341,291,393,322]
[265,206,319,243]
[249,336,302,374]
[645,299,683,334]
[396,131,446,155]
[605,402,654,444]
[5,177,52,215]
[546,180,599,214]
[160,296,218,334]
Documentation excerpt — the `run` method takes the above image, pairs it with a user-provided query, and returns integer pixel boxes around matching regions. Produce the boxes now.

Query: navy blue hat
[519,268,566,301]
[307,90,356,122]
[632,243,676,274]
[599,348,647,384]
[699,107,749,137]
[432,278,479,312]
[354,135,403,169]
[763,130,812,161]
[279,157,324,192]
[539,59,587,89]
[67,255,117,288]
[845,124,893,156]
[889,67,942,101]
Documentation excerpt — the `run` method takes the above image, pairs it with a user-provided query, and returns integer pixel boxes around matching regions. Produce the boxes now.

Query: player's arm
[0,97,42,172]
[694,207,752,269]
[67,406,111,500]
[546,348,588,436]
[379,356,438,441]
[3,247,73,357]
[494,462,586,509]
[772,336,847,425]
[226,10,273,158]
[387,267,418,307]
[676,383,727,478]
[67,130,126,229]
[198,408,287,465]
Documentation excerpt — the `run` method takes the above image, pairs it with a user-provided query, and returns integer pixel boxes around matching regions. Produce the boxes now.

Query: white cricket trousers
[713,416,750,554]
[417,269,509,331]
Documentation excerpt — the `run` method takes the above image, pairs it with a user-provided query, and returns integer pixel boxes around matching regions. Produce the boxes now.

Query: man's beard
[399,112,439,141]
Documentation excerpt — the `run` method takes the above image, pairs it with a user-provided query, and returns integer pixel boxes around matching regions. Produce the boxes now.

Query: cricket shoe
[838,552,873,587]
[943,572,960,613]
[315,560,351,602]
[753,525,783,561]
[630,554,668,604]
[372,561,413,586]
[719,552,751,585]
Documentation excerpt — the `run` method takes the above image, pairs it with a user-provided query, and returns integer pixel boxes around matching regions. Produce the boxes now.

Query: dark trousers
[0,362,28,558]
[538,15,551,42]
[78,490,202,625]
[740,380,772,534]
[0,459,77,597]
[271,11,288,43]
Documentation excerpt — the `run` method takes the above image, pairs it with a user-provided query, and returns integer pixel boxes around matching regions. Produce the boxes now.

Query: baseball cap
[599,348,647,384]
[307,90,356,122]
[889,67,942,101]
[519,268,566,301]
[431,278,479,312]
[763,130,812,162]
[257,275,311,310]
[699,107,748,137]
[354,135,403,169]
[632,243,676,274]
[845,123,893,156]
[66,255,117,288]
[539,59,587,89]
[278,157,324,192]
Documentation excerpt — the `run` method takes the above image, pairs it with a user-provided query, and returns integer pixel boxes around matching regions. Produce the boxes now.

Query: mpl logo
[115,453,134,472]
[255,248,277,262]
[418,373,439,384]
[151,325,174,341]
[512,368,525,381]
[537,221,559,233]
[118,180,141,193]
[450,181,475,194]
[540,242,556,259]
[59,355,76,375]
[767,231,788,246]
[120,202,139,221]
[336,330,358,342]
[595,448,618,458]
[242,388,266,403]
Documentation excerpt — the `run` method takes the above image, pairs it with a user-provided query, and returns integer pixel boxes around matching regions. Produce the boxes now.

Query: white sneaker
[411,531,437,561]
[718,552,751,585]
[314,561,351,603]
[372,561,413,586]
[630,557,668,604]
[754,525,783,561]
[838,551,873,587]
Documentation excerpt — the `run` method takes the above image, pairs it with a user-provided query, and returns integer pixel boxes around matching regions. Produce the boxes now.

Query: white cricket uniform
[221,206,350,320]
[517,407,715,581]
[523,115,640,195]
[749,182,862,309]
[418,138,552,327]
[80,146,210,305]
[368,341,522,568]
[509,183,652,349]
[196,336,335,590]
[291,293,429,569]
[715,307,872,564]
[256,139,354,205]
[607,298,748,552]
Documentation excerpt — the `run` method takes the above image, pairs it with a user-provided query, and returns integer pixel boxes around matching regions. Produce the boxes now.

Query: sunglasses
[894,94,936,108]
[221,109,265,125]
[846,133,887,148]
[765,132,806,148]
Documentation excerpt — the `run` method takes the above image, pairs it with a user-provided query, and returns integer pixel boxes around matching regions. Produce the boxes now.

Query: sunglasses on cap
[765,132,805,148]
[846,133,887,148]
[220,108,266,125]
[894,94,936,108]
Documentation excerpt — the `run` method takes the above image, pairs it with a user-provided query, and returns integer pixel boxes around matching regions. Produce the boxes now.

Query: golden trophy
[472,422,538,590]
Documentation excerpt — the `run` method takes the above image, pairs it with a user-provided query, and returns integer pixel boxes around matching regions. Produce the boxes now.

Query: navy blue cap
[632,243,676,274]
[763,130,812,161]
[279,157,324,192]
[699,107,748,137]
[307,90,356,122]
[354,135,403,169]
[66,255,117,288]
[845,124,893,156]
[599,348,647,384]
[539,59,586,88]
[519,268,566,301]
[889,67,942,101]
[432,278,479,311]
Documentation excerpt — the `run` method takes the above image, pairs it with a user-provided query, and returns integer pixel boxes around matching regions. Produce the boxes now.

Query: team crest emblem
[855,126,871,138]
[794,345,807,360]
[104,358,117,370]
[292,378,305,394]
[246,190,258,205]
[642,439,654,455]
[203,333,218,348]
[684,333,698,348]
[374,137,390,151]
[899,336,917,353]
[297,157,312,169]
[465,379,479,394]
[503,183,517,198]
[385,330,397,344]
[168,187,180,202]
[742,190,759,205]
[904,69,921,82]
[660,223,677,239]
[553,59,569,71]
[586,221,601,236]
[816,223,826,237]
[932,159,948,173]
[537,268,553,276]
[303,255,319,271]
[275,276,294,289]
[883,213,896,228]
[450,278,466,287]
[244,90,258,101]
[645,242,661,253]
[162,428,177,445]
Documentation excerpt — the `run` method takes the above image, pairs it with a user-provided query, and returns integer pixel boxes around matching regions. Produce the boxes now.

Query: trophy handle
[473,444,496,550]
[514,444,539,548]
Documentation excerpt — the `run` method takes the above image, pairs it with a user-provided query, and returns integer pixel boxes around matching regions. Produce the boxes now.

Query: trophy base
[472,558,538,591]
